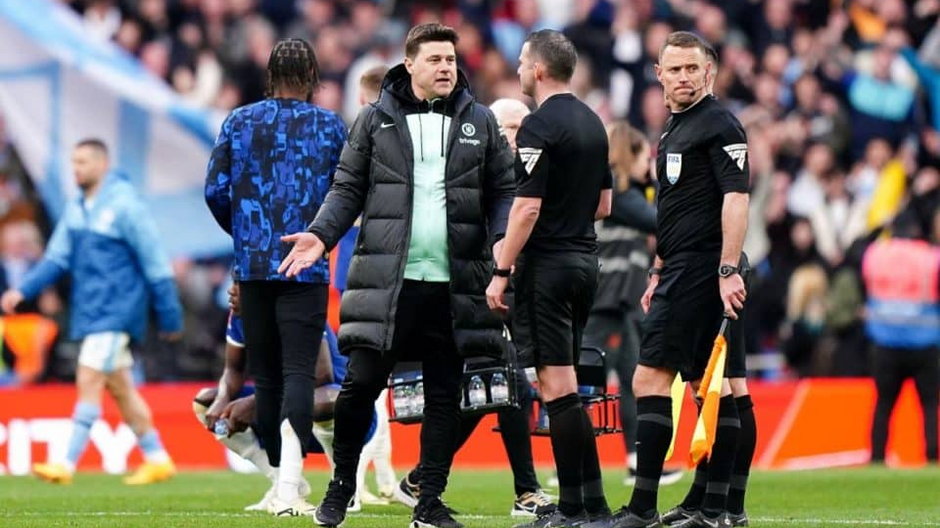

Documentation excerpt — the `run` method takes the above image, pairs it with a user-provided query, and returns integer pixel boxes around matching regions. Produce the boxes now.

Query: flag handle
[717,316,729,338]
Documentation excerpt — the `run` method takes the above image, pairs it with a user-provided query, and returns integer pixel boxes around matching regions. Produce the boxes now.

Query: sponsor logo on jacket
[458,122,481,146]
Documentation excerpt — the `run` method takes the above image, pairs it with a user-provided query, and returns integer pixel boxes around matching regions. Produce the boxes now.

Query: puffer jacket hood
[308,63,516,358]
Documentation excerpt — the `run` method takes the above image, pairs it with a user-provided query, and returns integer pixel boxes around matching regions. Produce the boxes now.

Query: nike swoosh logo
[276,508,295,516]
[380,122,395,128]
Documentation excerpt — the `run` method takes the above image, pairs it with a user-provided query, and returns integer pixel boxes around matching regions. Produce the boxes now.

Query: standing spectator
[205,38,346,517]
[844,43,916,159]
[788,142,836,218]
[279,23,515,528]
[862,215,939,464]
[893,26,940,130]
[809,170,870,268]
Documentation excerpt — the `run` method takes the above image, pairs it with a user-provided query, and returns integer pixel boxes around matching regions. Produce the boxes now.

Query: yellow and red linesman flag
[689,317,730,466]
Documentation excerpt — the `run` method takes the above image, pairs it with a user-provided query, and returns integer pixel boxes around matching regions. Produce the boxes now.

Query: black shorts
[639,252,749,381]
[512,251,599,367]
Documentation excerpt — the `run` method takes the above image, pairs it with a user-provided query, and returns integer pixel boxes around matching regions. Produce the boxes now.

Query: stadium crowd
[0,0,938,385]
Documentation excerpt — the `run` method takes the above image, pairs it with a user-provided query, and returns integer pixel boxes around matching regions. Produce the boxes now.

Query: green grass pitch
[1,467,938,527]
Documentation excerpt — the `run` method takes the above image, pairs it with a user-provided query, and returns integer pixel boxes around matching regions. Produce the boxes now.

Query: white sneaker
[298,478,311,498]
[348,493,362,513]
[360,488,390,505]
[659,468,685,486]
[245,484,277,512]
[378,485,396,500]
[511,489,557,517]
[546,472,559,489]
[267,496,317,517]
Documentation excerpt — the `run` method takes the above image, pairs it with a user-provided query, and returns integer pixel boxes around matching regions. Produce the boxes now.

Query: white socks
[312,420,336,469]
[370,389,397,493]
[221,430,277,481]
[277,419,304,502]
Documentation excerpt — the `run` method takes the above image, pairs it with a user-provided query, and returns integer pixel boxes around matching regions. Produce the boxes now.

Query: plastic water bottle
[490,372,509,403]
[213,419,229,437]
[393,383,411,417]
[411,381,424,415]
[537,404,550,431]
[578,385,598,397]
[468,375,487,407]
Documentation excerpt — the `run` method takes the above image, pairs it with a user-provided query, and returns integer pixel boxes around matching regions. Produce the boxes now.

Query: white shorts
[78,332,134,373]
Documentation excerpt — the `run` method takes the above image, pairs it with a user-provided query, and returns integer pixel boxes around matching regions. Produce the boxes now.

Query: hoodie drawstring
[418,114,424,161]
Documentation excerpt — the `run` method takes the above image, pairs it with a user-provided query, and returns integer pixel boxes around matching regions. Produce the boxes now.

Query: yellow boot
[123,460,176,485]
[33,462,73,485]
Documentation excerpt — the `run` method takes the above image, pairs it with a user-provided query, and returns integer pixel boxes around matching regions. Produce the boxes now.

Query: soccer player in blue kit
[192,304,379,515]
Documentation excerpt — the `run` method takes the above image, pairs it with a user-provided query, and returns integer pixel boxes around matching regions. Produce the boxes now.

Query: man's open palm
[278,232,326,278]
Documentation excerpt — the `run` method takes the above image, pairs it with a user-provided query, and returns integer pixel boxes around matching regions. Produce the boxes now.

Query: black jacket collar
[376,63,473,117]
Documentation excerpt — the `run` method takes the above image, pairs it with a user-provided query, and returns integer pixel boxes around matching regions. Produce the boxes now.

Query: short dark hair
[704,43,718,65]
[359,65,388,95]
[266,38,319,100]
[524,29,577,82]
[659,31,714,63]
[75,138,109,158]
[405,23,458,59]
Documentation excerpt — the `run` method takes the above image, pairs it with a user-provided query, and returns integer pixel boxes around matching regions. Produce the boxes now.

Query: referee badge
[666,153,682,184]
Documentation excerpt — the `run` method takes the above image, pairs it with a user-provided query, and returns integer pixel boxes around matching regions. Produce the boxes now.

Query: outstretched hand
[0,290,23,315]
[278,232,326,278]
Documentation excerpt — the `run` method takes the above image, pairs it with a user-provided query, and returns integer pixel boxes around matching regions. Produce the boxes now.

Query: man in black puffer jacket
[279,23,515,528]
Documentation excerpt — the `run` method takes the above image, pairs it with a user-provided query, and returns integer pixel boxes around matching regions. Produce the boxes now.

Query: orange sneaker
[123,460,176,485]
[33,462,73,484]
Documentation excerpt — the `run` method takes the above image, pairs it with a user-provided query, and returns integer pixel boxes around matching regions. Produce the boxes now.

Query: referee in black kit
[487,30,614,528]
[661,44,755,528]
[598,32,751,528]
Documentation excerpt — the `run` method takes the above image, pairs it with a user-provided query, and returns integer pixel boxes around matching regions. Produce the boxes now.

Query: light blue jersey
[19,173,182,341]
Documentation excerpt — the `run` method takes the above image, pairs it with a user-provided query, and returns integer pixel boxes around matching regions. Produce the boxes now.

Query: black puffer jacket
[309,64,516,358]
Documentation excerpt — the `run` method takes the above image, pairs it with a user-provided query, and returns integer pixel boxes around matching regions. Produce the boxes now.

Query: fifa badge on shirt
[666,153,682,184]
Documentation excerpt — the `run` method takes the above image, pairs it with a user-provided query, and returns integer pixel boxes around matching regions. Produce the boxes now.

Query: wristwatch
[493,267,512,278]
[718,264,740,278]
[648,267,662,278]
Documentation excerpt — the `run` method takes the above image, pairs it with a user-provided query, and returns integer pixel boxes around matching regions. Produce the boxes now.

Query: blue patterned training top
[205,98,347,283]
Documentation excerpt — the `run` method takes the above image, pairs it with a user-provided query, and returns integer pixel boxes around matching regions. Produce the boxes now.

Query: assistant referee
[600,31,751,528]
[486,29,613,528]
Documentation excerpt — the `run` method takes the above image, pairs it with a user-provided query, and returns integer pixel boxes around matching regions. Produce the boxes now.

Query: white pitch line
[754,519,940,527]
[3,512,940,525]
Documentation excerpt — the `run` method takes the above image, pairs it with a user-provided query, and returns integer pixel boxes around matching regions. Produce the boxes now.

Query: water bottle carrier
[386,345,622,437]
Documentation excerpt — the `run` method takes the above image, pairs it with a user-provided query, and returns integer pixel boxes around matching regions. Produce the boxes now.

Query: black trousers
[332,280,464,501]
[239,280,328,467]
[413,363,540,495]
[870,345,939,462]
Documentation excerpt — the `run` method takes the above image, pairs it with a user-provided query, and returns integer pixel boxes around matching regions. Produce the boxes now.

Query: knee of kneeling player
[313,385,339,422]
[192,387,217,422]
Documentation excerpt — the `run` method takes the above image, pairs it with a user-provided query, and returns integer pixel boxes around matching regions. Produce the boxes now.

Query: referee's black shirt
[655,94,749,260]
[514,93,612,254]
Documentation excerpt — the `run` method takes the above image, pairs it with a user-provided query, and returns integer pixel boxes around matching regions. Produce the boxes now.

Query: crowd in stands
[1,0,938,384]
